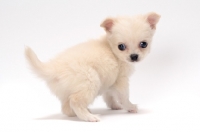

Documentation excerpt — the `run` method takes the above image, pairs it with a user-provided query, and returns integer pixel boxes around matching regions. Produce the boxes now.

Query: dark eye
[118,43,126,51]
[140,41,148,48]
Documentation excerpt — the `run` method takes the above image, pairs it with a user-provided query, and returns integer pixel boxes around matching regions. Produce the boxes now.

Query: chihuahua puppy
[25,12,160,122]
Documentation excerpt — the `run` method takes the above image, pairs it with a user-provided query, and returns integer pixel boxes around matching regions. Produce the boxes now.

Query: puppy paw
[127,104,138,113]
[87,114,100,122]
[111,104,122,110]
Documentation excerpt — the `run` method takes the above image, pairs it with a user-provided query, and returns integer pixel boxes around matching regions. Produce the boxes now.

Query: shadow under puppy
[25,12,160,122]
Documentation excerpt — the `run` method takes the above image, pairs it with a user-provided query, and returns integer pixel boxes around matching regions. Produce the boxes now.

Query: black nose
[130,54,138,61]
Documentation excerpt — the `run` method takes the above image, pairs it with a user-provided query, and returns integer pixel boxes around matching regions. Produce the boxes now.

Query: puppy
[25,12,160,122]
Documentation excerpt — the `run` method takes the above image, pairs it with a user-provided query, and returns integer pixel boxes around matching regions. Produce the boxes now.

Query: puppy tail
[25,46,54,80]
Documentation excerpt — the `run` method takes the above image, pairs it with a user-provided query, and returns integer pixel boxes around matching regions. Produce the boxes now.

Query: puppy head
[101,12,160,63]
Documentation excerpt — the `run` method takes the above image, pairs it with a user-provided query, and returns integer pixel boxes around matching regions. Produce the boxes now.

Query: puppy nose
[130,54,138,61]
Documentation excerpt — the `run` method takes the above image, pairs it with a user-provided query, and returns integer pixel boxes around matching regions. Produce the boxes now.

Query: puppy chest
[96,64,119,89]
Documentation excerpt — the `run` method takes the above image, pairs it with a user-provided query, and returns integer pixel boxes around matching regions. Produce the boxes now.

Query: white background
[0,0,200,131]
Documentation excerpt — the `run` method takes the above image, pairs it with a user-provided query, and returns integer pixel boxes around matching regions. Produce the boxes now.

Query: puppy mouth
[128,58,139,63]
[130,60,139,62]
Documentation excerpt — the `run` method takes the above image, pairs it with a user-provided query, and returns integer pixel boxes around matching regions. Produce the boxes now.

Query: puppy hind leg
[62,100,76,117]
[69,90,100,122]
[66,67,101,122]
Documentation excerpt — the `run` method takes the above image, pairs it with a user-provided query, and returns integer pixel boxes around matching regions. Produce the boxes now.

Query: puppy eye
[139,41,148,48]
[118,43,126,51]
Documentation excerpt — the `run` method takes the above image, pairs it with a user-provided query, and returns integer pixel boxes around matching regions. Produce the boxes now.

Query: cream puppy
[25,12,160,122]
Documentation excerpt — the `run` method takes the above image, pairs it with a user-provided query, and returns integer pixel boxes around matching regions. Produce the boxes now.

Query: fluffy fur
[25,12,160,122]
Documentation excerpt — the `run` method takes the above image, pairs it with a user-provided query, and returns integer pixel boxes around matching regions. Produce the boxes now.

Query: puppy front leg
[118,91,138,113]
[103,91,122,110]
[114,78,138,113]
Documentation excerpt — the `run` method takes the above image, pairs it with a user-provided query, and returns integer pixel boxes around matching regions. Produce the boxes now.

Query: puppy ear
[100,18,114,32]
[146,12,161,29]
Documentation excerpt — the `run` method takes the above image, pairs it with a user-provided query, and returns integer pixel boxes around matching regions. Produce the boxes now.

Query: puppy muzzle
[130,54,139,62]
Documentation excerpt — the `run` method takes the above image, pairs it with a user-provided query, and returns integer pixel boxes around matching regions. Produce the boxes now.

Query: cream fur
[25,12,160,122]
